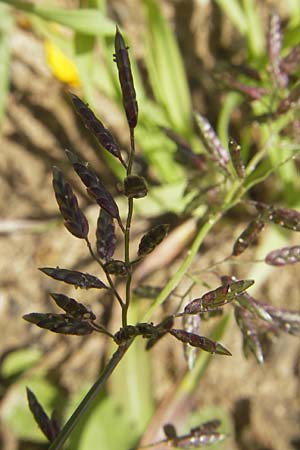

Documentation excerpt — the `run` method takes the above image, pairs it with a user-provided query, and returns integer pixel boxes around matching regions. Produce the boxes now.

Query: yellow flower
[44,40,80,87]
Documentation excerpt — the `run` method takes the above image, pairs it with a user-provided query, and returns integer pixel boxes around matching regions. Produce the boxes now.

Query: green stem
[48,341,132,450]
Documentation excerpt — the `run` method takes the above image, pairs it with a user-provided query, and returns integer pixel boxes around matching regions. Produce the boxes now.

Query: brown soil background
[0,1,299,450]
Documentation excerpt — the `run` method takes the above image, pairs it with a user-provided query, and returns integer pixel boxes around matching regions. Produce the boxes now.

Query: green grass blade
[142,0,192,136]
[1,0,115,35]
[242,0,265,57]
[215,0,247,34]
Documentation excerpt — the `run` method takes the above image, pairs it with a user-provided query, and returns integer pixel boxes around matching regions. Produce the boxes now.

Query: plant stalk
[48,341,132,450]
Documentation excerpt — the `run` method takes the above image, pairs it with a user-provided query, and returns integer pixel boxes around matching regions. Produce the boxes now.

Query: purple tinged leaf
[268,11,288,88]
[23,313,94,335]
[65,150,122,226]
[39,267,108,289]
[138,224,169,257]
[26,388,59,442]
[265,245,300,266]
[169,329,232,355]
[232,219,265,256]
[228,137,245,178]
[70,93,125,165]
[96,208,116,263]
[52,167,89,239]
[114,26,138,129]
[50,293,96,320]
[195,113,229,169]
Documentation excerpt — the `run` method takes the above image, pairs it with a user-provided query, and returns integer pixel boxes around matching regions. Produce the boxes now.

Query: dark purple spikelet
[232,218,265,256]
[50,293,96,320]
[52,167,89,239]
[65,150,122,227]
[255,203,300,231]
[114,26,138,129]
[138,224,169,257]
[70,93,125,166]
[124,175,147,198]
[265,245,300,266]
[268,11,288,88]
[228,137,245,178]
[195,113,229,169]
[23,313,94,335]
[104,259,128,276]
[184,279,254,314]
[234,305,265,364]
[114,322,157,344]
[261,304,300,336]
[26,388,59,442]
[39,267,108,289]
[280,45,300,75]
[235,292,273,323]
[96,208,116,263]
[169,329,232,355]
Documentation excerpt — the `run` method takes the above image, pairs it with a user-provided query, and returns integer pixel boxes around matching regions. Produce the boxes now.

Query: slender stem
[48,341,132,450]
[90,321,115,338]
[122,127,135,327]
[85,238,124,308]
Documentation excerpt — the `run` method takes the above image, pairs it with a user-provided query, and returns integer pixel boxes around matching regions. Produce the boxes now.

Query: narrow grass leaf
[143,0,192,135]
[2,0,115,36]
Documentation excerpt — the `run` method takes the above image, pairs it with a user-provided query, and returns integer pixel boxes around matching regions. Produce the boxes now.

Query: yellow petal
[44,40,80,87]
